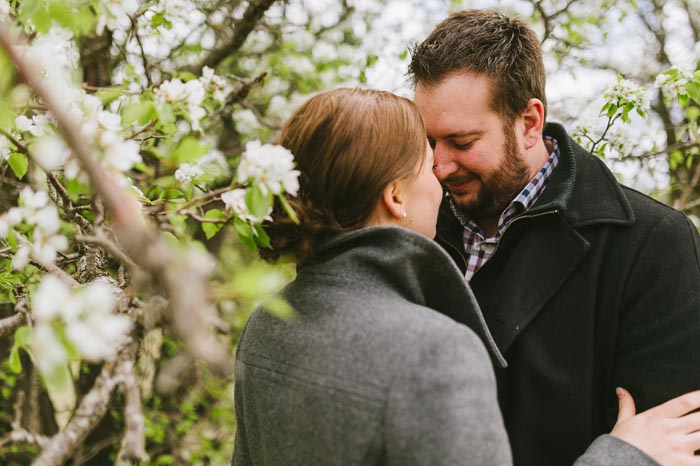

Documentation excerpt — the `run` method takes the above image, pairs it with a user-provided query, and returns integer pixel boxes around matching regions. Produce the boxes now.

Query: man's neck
[474,216,500,238]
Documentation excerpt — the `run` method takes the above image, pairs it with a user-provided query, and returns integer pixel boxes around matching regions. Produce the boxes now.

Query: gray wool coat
[231,226,657,466]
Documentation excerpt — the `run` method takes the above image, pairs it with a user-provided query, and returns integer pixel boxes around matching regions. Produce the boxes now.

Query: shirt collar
[448,136,561,238]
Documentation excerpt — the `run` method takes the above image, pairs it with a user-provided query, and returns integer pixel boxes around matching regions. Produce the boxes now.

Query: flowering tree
[0,1,393,464]
[496,0,700,219]
[0,0,698,465]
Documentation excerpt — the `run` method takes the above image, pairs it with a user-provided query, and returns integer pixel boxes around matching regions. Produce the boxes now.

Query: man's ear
[380,180,405,220]
[520,98,545,150]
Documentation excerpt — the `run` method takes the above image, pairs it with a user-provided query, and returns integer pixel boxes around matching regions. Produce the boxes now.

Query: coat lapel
[470,214,590,353]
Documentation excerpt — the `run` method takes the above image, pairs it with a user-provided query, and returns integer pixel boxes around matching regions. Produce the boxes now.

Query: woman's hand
[611,387,700,465]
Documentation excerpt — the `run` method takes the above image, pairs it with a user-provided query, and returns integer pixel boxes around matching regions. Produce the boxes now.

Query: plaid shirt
[449,137,560,281]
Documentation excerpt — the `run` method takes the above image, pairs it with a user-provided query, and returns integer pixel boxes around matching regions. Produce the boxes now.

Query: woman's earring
[402,210,407,219]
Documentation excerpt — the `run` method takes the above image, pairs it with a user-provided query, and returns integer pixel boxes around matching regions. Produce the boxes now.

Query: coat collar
[435,123,636,354]
[301,226,507,368]
[535,122,635,227]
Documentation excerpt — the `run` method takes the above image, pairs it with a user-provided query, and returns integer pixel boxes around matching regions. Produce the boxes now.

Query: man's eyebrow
[441,130,482,139]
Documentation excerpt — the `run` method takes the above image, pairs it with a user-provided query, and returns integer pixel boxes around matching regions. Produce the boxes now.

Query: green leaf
[262,295,296,321]
[233,219,256,251]
[14,326,31,347]
[0,48,15,98]
[685,106,700,121]
[155,102,176,130]
[8,345,22,373]
[606,103,618,118]
[151,12,173,29]
[201,209,225,239]
[245,186,273,220]
[230,264,288,298]
[121,100,156,126]
[170,136,210,165]
[7,153,28,179]
[47,1,94,36]
[95,87,123,106]
[253,224,271,249]
[686,82,700,106]
[278,194,299,224]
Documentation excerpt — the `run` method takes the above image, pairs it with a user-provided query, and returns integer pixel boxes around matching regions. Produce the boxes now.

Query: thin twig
[129,16,152,87]
[74,231,138,270]
[189,0,278,75]
[181,210,229,223]
[178,186,231,211]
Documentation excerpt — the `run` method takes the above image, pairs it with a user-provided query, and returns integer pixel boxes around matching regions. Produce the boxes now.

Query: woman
[232,88,700,466]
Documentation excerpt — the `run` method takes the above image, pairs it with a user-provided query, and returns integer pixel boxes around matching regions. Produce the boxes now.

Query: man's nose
[432,143,457,180]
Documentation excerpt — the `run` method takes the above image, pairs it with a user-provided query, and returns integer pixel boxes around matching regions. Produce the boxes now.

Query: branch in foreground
[0,311,25,338]
[0,22,233,377]
[115,349,148,464]
[29,345,134,466]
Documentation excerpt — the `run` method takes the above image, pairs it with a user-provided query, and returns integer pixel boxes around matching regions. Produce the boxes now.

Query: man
[409,9,700,466]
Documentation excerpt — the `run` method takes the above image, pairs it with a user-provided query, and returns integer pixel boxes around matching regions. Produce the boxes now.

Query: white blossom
[0,136,11,161]
[101,136,142,173]
[11,245,30,270]
[237,140,300,196]
[15,115,33,132]
[200,66,230,102]
[604,79,650,112]
[654,68,692,99]
[155,78,207,130]
[197,148,229,179]
[5,208,23,226]
[174,162,204,185]
[32,275,72,321]
[24,28,81,104]
[30,323,69,375]
[221,188,271,223]
[20,187,49,210]
[33,134,72,171]
[30,228,69,265]
[4,188,68,269]
[96,0,140,35]
[15,113,54,137]
[232,109,261,135]
[30,276,132,370]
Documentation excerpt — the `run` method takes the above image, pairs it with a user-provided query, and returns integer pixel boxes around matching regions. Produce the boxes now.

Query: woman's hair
[260,87,427,262]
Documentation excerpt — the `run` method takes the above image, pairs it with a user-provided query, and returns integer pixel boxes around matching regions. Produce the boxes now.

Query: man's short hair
[408,9,547,121]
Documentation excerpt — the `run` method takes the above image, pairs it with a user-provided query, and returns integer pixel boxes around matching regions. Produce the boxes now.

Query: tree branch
[189,0,278,75]
[30,345,133,466]
[0,22,233,377]
[0,312,25,338]
[74,231,138,271]
[115,348,147,464]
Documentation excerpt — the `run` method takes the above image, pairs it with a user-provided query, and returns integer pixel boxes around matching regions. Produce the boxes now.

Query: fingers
[616,387,636,422]
[677,411,700,434]
[655,390,700,418]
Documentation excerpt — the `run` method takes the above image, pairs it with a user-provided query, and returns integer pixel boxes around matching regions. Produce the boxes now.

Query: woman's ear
[380,180,405,221]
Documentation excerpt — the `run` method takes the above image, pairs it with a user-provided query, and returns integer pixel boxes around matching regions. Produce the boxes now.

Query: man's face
[414,72,531,219]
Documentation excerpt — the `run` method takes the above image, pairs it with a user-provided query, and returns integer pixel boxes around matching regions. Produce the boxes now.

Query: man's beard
[450,122,530,220]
